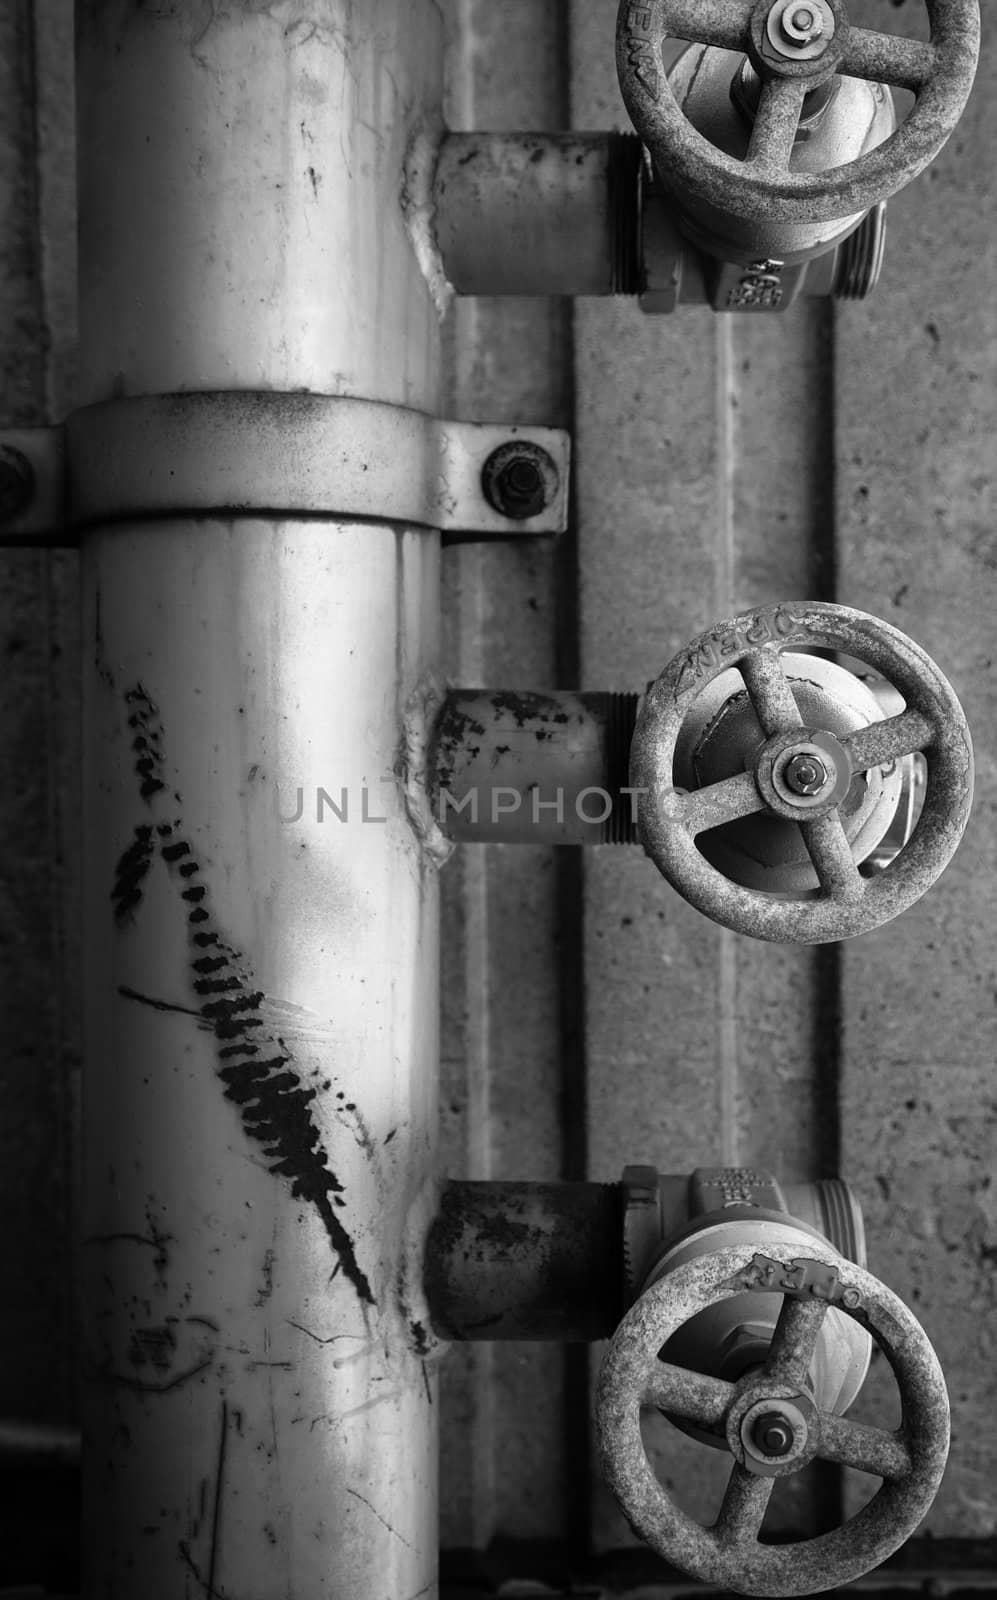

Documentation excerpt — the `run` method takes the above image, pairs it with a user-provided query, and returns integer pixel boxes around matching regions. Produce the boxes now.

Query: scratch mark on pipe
[338,1389,398,1419]
[96,1355,214,1393]
[118,985,205,1021]
[286,1320,366,1347]
[346,1488,414,1548]
[83,1230,174,1250]
[206,1399,228,1600]
[178,1538,225,1600]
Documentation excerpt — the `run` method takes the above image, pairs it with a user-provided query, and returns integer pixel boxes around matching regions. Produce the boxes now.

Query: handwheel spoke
[746,79,809,174]
[739,647,805,736]
[799,810,866,902]
[642,1360,736,1429]
[841,28,937,92]
[843,707,935,771]
[677,771,767,836]
[764,1296,829,1384]
[715,1462,774,1546]
[818,1413,912,1481]
[660,0,755,52]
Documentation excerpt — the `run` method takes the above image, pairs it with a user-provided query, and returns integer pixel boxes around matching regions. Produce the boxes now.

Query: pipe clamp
[0,392,570,543]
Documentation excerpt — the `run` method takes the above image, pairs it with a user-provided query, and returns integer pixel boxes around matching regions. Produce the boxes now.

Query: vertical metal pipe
[77,4,444,1596]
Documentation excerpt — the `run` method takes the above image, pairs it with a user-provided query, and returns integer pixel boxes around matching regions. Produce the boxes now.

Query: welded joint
[0,394,571,545]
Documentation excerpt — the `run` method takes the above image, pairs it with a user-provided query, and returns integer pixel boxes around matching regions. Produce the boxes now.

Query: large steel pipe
[77,4,445,1596]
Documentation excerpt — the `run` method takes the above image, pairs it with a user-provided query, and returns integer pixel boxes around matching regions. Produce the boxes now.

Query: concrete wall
[439,0,997,1581]
[1,0,995,1589]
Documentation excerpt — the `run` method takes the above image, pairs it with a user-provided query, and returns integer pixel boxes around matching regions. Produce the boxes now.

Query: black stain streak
[255,1248,275,1306]
[114,682,376,1308]
[112,825,156,921]
[124,684,169,800]
[94,586,115,689]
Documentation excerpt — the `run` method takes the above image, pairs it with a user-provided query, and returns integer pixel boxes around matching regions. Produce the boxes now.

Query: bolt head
[784,752,829,796]
[752,1411,796,1457]
[780,2,824,45]
[0,447,35,524]
[481,442,559,522]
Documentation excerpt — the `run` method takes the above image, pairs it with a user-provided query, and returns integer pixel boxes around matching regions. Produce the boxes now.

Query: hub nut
[766,0,835,60]
[752,1411,796,1457]
[784,752,829,796]
[782,4,824,45]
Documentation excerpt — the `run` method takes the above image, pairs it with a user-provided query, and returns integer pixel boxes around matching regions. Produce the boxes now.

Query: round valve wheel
[596,1237,950,1597]
[616,0,980,224]
[630,602,973,942]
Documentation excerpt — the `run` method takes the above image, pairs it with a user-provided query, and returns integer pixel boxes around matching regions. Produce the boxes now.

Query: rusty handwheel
[616,0,980,224]
[630,602,973,942]
[596,1237,949,1597]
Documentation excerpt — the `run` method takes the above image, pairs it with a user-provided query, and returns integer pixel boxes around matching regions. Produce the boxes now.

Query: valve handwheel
[596,1237,950,1597]
[616,0,980,224]
[630,602,973,942]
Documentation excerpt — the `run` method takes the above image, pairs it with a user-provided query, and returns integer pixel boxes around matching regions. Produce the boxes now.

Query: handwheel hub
[768,0,835,59]
[784,752,829,796]
[752,1411,796,1456]
[757,726,855,818]
[735,1392,818,1475]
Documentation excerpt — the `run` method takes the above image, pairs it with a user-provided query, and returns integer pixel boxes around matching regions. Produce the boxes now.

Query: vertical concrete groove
[811,303,843,1186]
[812,300,845,1535]
[717,319,741,1166]
[555,0,597,1550]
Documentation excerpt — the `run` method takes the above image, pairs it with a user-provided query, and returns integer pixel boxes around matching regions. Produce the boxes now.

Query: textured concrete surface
[1,0,994,1583]
[834,1,997,1535]
[436,0,996,1567]
[438,0,574,1549]
[0,0,79,1429]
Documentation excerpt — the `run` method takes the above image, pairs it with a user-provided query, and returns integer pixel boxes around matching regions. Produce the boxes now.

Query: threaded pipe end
[602,690,641,843]
[609,133,645,295]
[812,1179,865,1266]
[834,204,887,301]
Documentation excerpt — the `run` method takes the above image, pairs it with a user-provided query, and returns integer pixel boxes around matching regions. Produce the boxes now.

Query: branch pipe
[434,132,644,297]
[425,1182,623,1342]
[432,689,641,844]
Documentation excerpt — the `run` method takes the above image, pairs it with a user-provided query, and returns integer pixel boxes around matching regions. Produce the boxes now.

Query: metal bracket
[0,393,571,544]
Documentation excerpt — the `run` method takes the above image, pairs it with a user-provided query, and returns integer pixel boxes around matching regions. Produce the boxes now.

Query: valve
[629,601,973,942]
[617,0,980,309]
[600,1166,948,1596]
